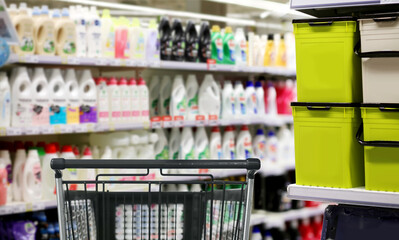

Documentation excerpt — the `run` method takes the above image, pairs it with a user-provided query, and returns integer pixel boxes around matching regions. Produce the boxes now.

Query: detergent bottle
[34,5,55,55]
[159,75,172,116]
[194,127,209,160]
[222,26,235,65]
[31,68,50,126]
[48,69,67,125]
[12,141,26,201]
[137,78,150,122]
[198,22,211,63]
[154,129,169,160]
[55,8,77,56]
[211,25,223,63]
[87,6,102,58]
[64,69,80,125]
[158,17,172,61]
[209,126,222,160]
[234,28,247,66]
[277,125,293,165]
[179,127,194,160]
[149,75,160,117]
[245,81,257,116]
[128,78,140,122]
[198,74,221,119]
[115,17,130,59]
[22,149,42,202]
[263,34,275,66]
[0,166,6,205]
[11,67,32,127]
[60,145,77,190]
[185,21,198,62]
[265,130,278,164]
[222,126,235,160]
[130,18,146,61]
[275,34,287,67]
[255,81,265,116]
[96,77,109,123]
[119,77,131,122]
[79,70,97,124]
[12,3,35,55]
[0,149,12,203]
[108,77,121,123]
[221,80,235,119]
[7,4,18,21]
[42,143,58,200]
[100,9,115,58]
[234,81,246,118]
[170,75,187,118]
[0,72,11,127]
[171,19,185,61]
[78,147,96,191]
[146,19,160,62]
[236,125,252,159]
[266,82,277,115]
[253,128,266,162]
[73,6,87,57]
[169,128,181,160]
[186,74,199,120]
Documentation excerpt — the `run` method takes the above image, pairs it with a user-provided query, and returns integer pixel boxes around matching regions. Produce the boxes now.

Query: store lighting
[55,0,256,26]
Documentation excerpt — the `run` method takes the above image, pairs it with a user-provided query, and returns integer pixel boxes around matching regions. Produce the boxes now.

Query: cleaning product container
[291,102,364,188]
[358,104,399,192]
[293,18,362,102]
[357,14,399,103]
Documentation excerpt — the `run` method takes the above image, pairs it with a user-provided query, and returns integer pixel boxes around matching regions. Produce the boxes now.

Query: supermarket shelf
[287,184,399,209]
[0,115,293,136]
[7,54,296,76]
[0,200,57,216]
[250,204,327,227]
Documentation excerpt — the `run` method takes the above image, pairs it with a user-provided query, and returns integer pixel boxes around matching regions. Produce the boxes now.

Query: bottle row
[0,124,294,205]
[8,3,295,68]
[0,66,296,128]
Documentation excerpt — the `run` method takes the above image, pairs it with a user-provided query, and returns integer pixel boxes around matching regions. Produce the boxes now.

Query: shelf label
[95,58,108,66]
[174,116,185,127]
[68,57,80,65]
[0,127,6,136]
[162,116,174,128]
[25,127,40,135]
[151,117,162,129]
[137,61,147,67]
[208,115,219,126]
[143,121,151,129]
[25,203,33,212]
[7,127,22,136]
[195,115,206,126]
[15,204,26,213]
[110,59,121,66]
[53,125,62,134]
[207,59,217,71]
[32,202,45,211]
[61,56,68,64]
[86,123,95,132]
[75,125,87,133]
[0,206,13,215]
[41,126,54,135]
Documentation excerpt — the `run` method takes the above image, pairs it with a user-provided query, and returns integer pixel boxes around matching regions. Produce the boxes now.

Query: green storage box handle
[306,106,331,111]
[354,41,399,58]
[356,123,399,147]
[308,21,333,26]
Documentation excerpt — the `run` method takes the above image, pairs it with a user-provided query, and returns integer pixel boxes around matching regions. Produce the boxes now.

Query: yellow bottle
[7,4,18,21]
[263,34,274,66]
[54,8,77,57]
[12,3,35,55]
[34,6,56,56]
[275,34,287,67]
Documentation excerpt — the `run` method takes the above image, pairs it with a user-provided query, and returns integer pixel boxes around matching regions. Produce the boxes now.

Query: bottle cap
[138,77,146,85]
[253,226,261,233]
[211,126,220,132]
[256,129,264,135]
[19,2,27,10]
[240,125,249,131]
[212,25,221,32]
[61,8,69,17]
[107,77,117,85]
[128,78,137,85]
[45,144,57,154]
[24,141,34,150]
[72,146,80,156]
[32,6,41,16]
[52,9,61,18]
[225,26,233,33]
[83,147,92,156]
[51,142,60,152]
[246,81,254,87]
[41,5,49,15]
[118,77,127,85]
[268,34,274,40]
[61,145,73,153]
[225,126,234,132]
[268,130,275,137]
[14,141,24,150]
[255,81,262,88]
[36,141,46,149]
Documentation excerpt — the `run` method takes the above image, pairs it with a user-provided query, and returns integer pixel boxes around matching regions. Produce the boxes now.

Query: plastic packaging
[119,77,131,122]
[154,128,169,160]
[149,75,161,117]
[194,127,209,159]
[34,5,55,55]
[253,128,266,161]
[198,74,221,119]
[234,28,247,66]
[245,81,257,116]
[222,126,236,160]
[251,226,263,240]
[234,81,246,117]
[22,149,42,202]
[186,74,199,120]
[171,19,185,61]
[265,130,278,164]
[54,8,76,56]
[11,67,32,127]
[222,26,235,64]
[159,17,172,61]
[115,17,130,59]
[209,126,222,160]
[179,127,194,160]
[146,20,160,62]
[0,72,11,127]
[101,9,115,58]
[169,127,181,160]
[96,77,109,123]
[266,82,277,115]
[128,78,140,122]
[87,6,102,58]
[60,145,77,190]
[211,25,223,63]
[263,34,275,66]
[275,34,287,67]
[64,69,80,124]
[31,68,50,126]
[159,75,172,116]
[221,80,235,119]
[108,77,121,123]
[130,18,146,60]
[198,22,211,63]
[236,125,252,159]
[48,69,67,124]
[185,21,199,62]
[0,150,12,203]
[277,125,293,165]
[72,6,87,57]
[170,75,187,118]
[255,81,265,116]
[137,78,150,121]
[12,141,26,201]
[11,3,35,55]
[42,143,58,200]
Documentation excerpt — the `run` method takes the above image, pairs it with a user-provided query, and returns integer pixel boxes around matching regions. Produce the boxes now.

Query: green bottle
[211,25,223,63]
[222,26,236,65]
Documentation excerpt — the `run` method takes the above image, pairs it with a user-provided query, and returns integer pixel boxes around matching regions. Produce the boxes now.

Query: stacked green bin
[358,104,399,192]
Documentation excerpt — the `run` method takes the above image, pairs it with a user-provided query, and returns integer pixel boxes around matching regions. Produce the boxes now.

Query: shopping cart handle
[51,158,261,170]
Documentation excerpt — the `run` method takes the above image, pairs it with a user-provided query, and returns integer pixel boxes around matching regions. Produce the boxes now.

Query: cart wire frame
[51,158,260,240]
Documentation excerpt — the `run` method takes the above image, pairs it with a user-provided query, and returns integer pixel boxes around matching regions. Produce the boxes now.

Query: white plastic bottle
[100,9,115,58]
[34,5,56,55]
[137,78,150,122]
[79,70,97,124]
[251,227,263,240]
[11,3,35,55]
[170,75,187,119]
[209,126,222,160]
[31,68,50,126]
[253,128,266,162]
[96,77,109,123]
[60,145,78,190]
[12,141,25,201]
[234,81,246,118]
[64,69,80,125]
[266,82,277,116]
[54,8,77,57]
[119,78,131,122]
[129,18,146,61]
[48,68,67,125]
[222,126,236,160]
[87,6,102,58]
[198,74,221,119]
[78,147,96,191]
[277,125,292,165]
[234,28,247,66]
[245,81,257,116]
[73,6,87,57]
[186,74,199,120]
[128,78,140,122]
[169,128,181,160]
[22,149,42,202]
[236,125,252,160]
[255,81,265,116]
[146,19,160,62]
[0,150,12,203]
[0,72,11,127]
[265,130,278,164]
[221,80,235,119]
[194,127,209,160]
[149,75,160,117]
[108,77,121,123]
[159,76,172,116]
[11,67,32,127]
[179,127,194,160]
[42,143,58,200]
[154,129,169,160]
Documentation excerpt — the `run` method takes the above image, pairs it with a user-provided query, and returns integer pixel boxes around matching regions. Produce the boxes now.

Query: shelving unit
[0,200,57,216]
[6,54,297,76]
[288,184,399,209]
[1,115,293,136]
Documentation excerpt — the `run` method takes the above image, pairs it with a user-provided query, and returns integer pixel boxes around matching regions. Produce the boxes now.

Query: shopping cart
[51,158,261,240]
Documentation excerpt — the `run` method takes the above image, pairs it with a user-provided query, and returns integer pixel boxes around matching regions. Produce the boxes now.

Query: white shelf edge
[0,200,57,216]
[250,204,327,227]
[287,184,399,209]
[1,115,293,137]
[7,54,296,76]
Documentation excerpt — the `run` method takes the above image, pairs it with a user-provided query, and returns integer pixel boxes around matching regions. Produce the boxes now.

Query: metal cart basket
[51,158,260,240]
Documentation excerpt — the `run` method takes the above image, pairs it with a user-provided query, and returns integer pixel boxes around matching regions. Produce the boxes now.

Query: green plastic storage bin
[358,104,399,192]
[293,18,362,103]
[292,102,364,188]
